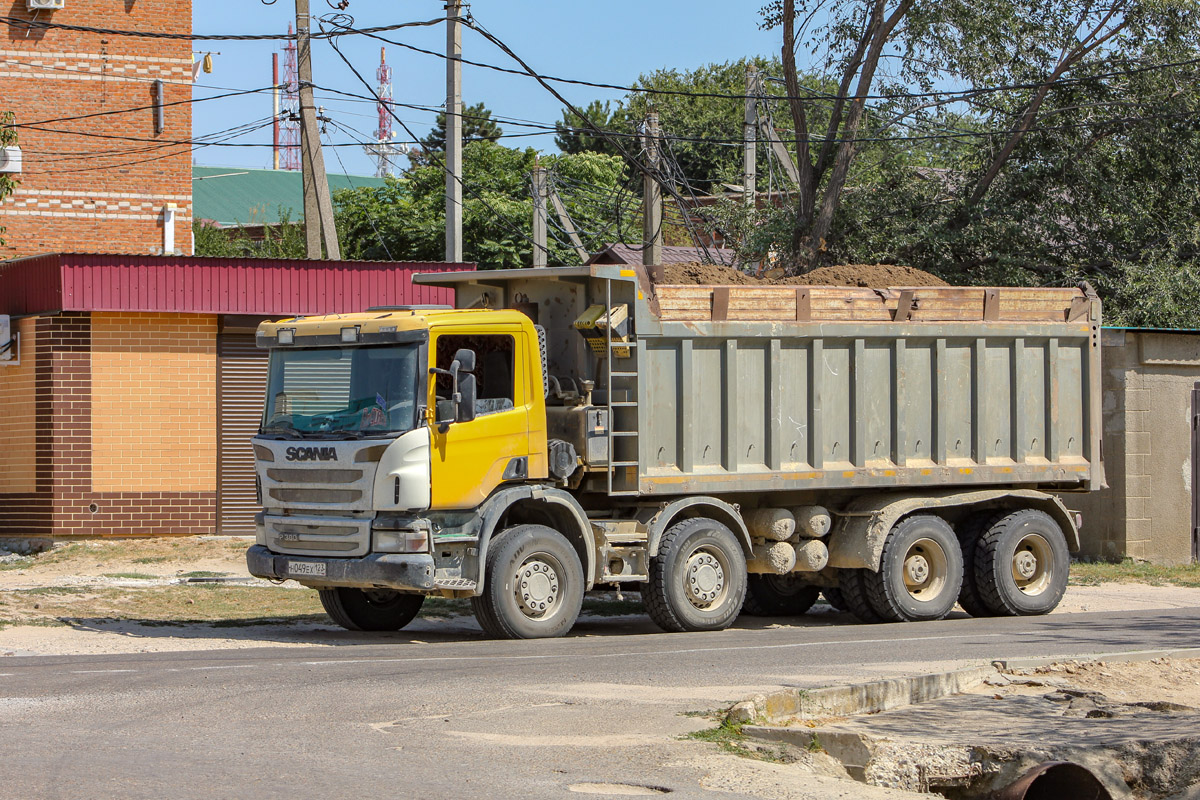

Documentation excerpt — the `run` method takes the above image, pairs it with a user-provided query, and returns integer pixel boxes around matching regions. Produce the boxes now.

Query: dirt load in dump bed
[659,261,949,288]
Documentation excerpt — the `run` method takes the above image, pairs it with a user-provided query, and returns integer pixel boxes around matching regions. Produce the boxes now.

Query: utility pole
[743,65,757,207]
[272,53,280,170]
[445,0,464,263]
[295,0,340,259]
[532,165,548,268]
[642,112,663,268]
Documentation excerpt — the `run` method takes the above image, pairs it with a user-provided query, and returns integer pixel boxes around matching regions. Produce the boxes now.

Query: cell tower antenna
[363,47,408,178]
[278,23,301,171]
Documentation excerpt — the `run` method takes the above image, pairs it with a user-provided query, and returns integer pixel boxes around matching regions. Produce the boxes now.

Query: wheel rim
[901,538,948,603]
[362,589,402,609]
[514,553,562,620]
[762,574,808,597]
[1011,533,1054,596]
[684,545,729,610]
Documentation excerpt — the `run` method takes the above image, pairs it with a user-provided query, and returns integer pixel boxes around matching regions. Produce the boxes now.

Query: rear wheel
[974,510,1069,616]
[865,515,963,622]
[471,524,585,639]
[740,574,821,617]
[318,588,424,631]
[956,511,1004,617]
[838,568,885,624]
[822,587,847,612]
[645,518,747,633]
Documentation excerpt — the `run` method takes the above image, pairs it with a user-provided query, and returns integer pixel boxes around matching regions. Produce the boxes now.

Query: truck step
[434,577,477,591]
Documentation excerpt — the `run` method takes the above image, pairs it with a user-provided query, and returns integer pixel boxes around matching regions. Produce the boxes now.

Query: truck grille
[268,488,364,504]
[265,514,371,557]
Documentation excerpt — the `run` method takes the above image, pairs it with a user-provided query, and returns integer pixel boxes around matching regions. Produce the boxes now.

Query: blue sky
[191,1,781,175]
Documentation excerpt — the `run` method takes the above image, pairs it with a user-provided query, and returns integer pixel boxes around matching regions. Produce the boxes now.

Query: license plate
[287,560,326,577]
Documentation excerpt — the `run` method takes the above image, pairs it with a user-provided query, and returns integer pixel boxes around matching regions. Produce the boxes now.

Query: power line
[319,18,546,258]
[0,15,450,41]
[328,13,1200,106]
[7,86,274,129]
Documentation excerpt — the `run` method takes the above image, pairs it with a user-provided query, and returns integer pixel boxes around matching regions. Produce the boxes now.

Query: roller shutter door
[217,335,268,535]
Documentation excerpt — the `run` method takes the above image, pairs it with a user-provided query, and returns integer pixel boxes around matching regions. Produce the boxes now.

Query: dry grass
[1070,559,1200,588]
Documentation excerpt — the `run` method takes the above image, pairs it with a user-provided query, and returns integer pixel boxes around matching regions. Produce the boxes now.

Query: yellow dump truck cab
[247,266,1100,640]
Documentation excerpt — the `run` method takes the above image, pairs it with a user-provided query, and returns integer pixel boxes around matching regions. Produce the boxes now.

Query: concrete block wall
[0,0,193,259]
[1072,330,1198,564]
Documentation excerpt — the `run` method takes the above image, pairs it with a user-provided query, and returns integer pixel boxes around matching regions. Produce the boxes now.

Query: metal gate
[1193,383,1200,562]
[217,334,268,535]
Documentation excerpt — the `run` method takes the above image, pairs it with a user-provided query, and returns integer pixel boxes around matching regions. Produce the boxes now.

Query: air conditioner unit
[27,0,65,10]
[0,146,21,174]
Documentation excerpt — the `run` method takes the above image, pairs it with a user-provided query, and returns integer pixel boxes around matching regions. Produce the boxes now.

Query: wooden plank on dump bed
[653,284,1083,323]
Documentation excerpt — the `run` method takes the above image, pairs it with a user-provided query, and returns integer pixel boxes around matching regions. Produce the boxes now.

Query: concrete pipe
[792,539,829,572]
[746,540,796,574]
[744,508,796,542]
[791,505,832,538]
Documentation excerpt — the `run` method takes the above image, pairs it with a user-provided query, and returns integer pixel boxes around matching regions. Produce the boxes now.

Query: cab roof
[257,307,531,338]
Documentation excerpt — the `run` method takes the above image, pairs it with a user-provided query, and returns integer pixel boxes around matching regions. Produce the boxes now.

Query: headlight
[374,528,429,554]
[277,328,295,345]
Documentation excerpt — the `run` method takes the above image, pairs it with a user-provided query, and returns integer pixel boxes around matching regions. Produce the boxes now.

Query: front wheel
[741,574,821,617]
[974,510,1069,616]
[645,518,747,633]
[471,524,584,639]
[318,587,424,631]
[864,515,963,622]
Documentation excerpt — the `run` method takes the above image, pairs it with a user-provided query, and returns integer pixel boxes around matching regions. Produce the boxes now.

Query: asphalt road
[2,607,1198,800]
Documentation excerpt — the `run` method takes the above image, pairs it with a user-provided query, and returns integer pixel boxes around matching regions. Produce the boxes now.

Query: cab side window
[435,334,516,416]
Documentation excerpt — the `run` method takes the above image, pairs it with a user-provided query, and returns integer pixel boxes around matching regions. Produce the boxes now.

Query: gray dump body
[415,266,1103,500]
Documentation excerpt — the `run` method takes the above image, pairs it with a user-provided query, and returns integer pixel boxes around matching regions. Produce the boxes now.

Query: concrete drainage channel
[727,649,1200,799]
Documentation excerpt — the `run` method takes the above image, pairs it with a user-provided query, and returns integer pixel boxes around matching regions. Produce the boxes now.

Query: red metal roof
[0,253,468,316]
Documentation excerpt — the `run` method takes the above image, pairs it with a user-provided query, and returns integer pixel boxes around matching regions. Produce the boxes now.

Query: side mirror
[456,373,477,423]
[453,348,476,373]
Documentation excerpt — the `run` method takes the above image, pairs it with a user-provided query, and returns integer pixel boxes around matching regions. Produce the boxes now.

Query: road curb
[994,647,1200,671]
[726,664,996,725]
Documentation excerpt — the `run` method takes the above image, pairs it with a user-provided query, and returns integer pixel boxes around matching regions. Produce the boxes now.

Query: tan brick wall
[0,318,37,492]
[91,313,217,493]
[0,1,193,259]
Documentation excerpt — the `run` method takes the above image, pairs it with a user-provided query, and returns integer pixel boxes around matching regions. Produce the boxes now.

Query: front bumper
[246,544,436,591]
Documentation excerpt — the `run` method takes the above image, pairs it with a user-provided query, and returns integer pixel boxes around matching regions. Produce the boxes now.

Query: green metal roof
[192,166,390,227]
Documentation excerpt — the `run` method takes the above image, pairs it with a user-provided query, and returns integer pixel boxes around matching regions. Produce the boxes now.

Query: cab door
[428,326,533,509]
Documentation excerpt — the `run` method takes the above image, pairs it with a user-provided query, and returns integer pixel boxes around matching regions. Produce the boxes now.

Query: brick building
[0,1,193,259]
[0,254,461,538]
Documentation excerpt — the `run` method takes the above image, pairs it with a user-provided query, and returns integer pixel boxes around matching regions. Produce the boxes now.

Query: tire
[974,509,1070,616]
[645,517,747,633]
[318,587,424,631]
[864,515,963,622]
[956,512,1004,618]
[740,574,821,617]
[822,587,848,612]
[471,524,584,639]
[838,568,885,624]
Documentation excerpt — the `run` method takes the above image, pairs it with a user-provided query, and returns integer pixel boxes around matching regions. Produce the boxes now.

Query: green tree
[417,102,503,155]
[336,141,635,269]
[0,112,17,247]
[761,0,1197,272]
[554,100,627,158]
[192,208,307,259]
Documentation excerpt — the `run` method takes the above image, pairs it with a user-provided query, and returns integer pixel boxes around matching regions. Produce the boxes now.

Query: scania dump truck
[246,265,1102,639]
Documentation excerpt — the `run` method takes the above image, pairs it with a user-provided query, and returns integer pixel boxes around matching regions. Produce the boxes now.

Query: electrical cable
[0,15,451,41]
[323,120,394,260]
[318,17,547,257]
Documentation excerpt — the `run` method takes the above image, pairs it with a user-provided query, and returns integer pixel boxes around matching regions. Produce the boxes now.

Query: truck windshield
[260,344,421,437]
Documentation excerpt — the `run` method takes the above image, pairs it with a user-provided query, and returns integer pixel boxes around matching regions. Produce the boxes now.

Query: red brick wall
[0,1,194,259]
[0,313,217,537]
